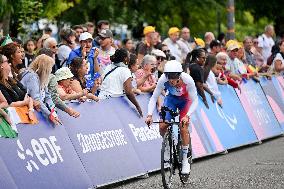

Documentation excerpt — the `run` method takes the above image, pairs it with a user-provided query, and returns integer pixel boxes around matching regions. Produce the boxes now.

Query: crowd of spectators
[0,20,283,138]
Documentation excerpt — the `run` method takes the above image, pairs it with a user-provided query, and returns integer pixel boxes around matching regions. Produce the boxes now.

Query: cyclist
[145,60,198,175]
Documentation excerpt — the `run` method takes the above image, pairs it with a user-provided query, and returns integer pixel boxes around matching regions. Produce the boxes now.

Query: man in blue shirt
[67,32,100,90]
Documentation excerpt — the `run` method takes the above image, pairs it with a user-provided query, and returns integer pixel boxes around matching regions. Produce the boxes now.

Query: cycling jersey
[148,72,198,120]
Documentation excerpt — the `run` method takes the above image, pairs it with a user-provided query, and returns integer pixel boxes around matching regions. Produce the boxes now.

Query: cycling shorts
[161,94,191,122]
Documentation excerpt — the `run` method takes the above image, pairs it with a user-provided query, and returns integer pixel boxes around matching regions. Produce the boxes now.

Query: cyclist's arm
[185,75,198,116]
[147,75,166,116]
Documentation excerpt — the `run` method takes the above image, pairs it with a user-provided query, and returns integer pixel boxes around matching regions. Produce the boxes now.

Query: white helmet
[164,60,183,73]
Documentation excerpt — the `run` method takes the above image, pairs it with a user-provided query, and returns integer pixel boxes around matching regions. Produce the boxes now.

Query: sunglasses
[99,36,109,40]
[156,56,165,61]
[163,50,170,54]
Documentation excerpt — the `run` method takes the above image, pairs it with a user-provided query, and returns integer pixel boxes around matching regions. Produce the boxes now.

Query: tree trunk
[2,11,11,36]
[226,0,235,40]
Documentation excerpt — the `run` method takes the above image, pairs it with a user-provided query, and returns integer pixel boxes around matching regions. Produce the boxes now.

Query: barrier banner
[236,79,283,140]
[198,85,258,149]
[0,157,18,189]
[111,95,163,172]
[61,101,146,187]
[0,113,93,189]
[260,77,284,130]
[275,76,284,103]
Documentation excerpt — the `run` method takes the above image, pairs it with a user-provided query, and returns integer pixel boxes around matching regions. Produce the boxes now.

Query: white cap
[151,49,166,58]
[164,60,183,73]
[55,67,74,81]
[79,32,93,42]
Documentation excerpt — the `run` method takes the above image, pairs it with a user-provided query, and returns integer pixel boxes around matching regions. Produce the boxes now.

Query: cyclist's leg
[178,97,191,147]
[177,97,192,174]
[159,95,178,137]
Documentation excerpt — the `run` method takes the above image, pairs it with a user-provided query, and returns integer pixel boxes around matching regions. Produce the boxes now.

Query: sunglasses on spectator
[253,41,258,44]
[51,45,59,49]
[163,50,170,54]
[156,56,165,61]
[99,36,109,40]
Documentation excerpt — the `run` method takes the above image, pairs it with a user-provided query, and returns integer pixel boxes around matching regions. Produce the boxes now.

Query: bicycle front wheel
[161,132,173,189]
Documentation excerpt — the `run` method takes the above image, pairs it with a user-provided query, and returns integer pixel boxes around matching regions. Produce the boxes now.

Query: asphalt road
[106,136,284,189]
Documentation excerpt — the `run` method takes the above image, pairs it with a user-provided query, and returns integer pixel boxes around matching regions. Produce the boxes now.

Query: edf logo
[17,136,64,172]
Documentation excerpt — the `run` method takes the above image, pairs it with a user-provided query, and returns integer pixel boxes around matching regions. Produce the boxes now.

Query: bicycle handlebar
[159,106,179,121]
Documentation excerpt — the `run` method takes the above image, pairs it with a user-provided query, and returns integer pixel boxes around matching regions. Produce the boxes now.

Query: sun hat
[79,32,93,42]
[55,67,74,81]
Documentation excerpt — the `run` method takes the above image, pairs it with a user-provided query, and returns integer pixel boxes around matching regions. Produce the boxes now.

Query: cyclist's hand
[145,115,153,127]
[181,115,190,127]
[203,99,209,109]
[210,95,216,103]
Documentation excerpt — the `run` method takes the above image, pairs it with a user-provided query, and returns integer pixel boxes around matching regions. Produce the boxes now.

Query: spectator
[204,55,223,107]
[187,48,215,108]
[0,42,24,80]
[86,22,95,36]
[43,37,58,55]
[97,29,115,72]
[243,36,256,66]
[69,57,100,101]
[128,54,142,94]
[178,27,193,59]
[225,42,244,81]
[0,91,12,126]
[20,54,61,125]
[215,52,229,85]
[36,34,50,50]
[251,37,266,69]
[204,32,215,50]
[258,24,275,63]
[40,48,80,118]
[23,39,36,67]
[0,54,35,120]
[72,25,84,48]
[217,32,226,50]
[151,49,166,78]
[135,55,157,93]
[96,20,110,34]
[136,26,156,64]
[194,37,206,49]
[268,40,284,74]
[93,20,110,48]
[209,40,221,55]
[122,38,135,53]
[163,27,184,63]
[67,32,100,88]
[98,48,143,116]
[55,67,88,101]
[162,44,174,61]
[57,28,76,68]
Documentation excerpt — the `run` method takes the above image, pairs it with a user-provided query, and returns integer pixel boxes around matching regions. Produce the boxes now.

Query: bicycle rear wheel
[161,132,173,189]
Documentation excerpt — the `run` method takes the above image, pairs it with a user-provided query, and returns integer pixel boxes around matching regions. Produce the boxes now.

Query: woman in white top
[269,40,284,75]
[98,48,143,117]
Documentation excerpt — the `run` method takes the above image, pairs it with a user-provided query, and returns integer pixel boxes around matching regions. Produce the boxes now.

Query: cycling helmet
[164,60,183,79]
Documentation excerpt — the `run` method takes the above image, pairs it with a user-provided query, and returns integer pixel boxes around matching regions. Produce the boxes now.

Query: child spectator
[24,39,36,67]
[128,54,142,94]
[204,55,223,107]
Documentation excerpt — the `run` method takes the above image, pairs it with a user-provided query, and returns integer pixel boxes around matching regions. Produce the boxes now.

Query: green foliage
[17,0,43,33]
[0,0,280,40]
